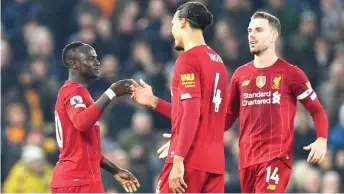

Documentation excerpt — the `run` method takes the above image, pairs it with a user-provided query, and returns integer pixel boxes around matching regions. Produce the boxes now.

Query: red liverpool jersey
[166,45,228,174]
[51,80,103,187]
[227,58,317,169]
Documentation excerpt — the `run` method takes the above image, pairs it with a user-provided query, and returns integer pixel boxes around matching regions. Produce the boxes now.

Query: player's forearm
[154,98,172,119]
[174,98,201,157]
[311,107,328,138]
[100,157,121,174]
[224,111,238,131]
[302,98,328,138]
[72,89,116,131]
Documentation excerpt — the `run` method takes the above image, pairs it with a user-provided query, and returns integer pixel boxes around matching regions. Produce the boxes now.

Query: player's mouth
[249,40,257,45]
[94,68,100,73]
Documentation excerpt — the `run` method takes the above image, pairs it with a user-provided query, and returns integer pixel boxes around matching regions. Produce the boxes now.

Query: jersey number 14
[213,73,222,112]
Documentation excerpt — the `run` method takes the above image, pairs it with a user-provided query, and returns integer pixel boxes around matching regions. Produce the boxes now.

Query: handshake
[112,79,171,159]
[110,79,158,108]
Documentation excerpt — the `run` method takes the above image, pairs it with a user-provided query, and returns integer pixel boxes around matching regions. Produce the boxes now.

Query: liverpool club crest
[256,76,266,88]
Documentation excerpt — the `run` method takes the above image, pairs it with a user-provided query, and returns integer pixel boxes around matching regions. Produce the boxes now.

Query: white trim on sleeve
[297,88,313,100]
[75,104,87,108]
[180,93,192,100]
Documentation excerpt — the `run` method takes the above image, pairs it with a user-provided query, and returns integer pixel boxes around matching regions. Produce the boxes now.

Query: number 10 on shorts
[266,166,279,184]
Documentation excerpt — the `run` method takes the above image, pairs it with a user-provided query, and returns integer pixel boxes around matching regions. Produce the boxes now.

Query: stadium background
[1,0,344,193]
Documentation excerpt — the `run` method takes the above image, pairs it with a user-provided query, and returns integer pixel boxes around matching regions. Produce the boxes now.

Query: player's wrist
[173,155,184,164]
[148,96,158,109]
[105,88,116,100]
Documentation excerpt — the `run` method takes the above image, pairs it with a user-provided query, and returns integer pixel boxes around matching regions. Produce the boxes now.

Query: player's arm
[174,57,202,160]
[131,79,172,119]
[291,66,328,163]
[224,72,240,131]
[66,80,132,132]
[169,56,201,192]
[100,157,140,193]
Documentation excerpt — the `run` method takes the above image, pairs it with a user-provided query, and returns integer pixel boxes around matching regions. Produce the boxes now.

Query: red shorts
[239,158,291,193]
[156,163,224,193]
[51,182,105,193]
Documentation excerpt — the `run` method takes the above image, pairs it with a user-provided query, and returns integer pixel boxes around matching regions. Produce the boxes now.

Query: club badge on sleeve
[70,96,83,105]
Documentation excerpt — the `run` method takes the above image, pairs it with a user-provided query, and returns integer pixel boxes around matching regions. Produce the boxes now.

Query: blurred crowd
[1,0,344,193]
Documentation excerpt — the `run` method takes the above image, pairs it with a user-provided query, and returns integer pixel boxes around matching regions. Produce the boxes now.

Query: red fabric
[174,98,201,157]
[51,182,105,193]
[165,45,228,174]
[227,58,327,170]
[239,158,291,193]
[299,93,328,138]
[155,99,172,118]
[156,163,224,193]
[51,81,103,188]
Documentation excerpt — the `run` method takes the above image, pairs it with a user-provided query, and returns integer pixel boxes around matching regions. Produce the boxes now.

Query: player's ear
[271,31,278,42]
[180,18,187,29]
[70,60,77,69]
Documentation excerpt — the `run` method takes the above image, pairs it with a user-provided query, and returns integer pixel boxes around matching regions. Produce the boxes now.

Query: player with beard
[157,11,329,193]
[131,2,229,193]
[51,41,140,193]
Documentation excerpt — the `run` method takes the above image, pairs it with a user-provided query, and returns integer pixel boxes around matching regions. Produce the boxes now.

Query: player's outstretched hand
[169,161,187,193]
[110,79,134,97]
[130,79,155,106]
[114,169,140,193]
[303,137,327,164]
[157,133,171,159]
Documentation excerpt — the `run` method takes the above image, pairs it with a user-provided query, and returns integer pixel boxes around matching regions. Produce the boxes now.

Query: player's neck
[183,31,206,51]
[68,72,88,88]
[253,48,278,68]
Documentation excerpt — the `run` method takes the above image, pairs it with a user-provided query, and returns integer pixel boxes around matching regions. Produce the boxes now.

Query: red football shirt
[165,45,228,174]
[227,58,318,169]
[51,80,103,187]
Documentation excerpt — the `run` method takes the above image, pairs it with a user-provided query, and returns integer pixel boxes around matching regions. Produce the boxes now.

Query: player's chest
[238,72,291,105]
[238,72,289,92]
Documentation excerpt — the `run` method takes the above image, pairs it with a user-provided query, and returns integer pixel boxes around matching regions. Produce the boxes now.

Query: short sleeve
[290,66,317,101]
[175,55,201,100]
[63,87,88,121]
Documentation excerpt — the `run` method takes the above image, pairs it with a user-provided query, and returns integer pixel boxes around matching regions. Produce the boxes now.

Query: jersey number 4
[213,73,222,112]
[55,111,63,148]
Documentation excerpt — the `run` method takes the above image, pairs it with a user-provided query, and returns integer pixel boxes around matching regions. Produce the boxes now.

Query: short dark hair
[251,11,281,34]
[177,2,213,31]
[62,41,85,67]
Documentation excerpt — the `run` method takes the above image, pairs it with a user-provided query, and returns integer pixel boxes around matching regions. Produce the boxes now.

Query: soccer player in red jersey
[158,11,329,193]
[50,41,140,193]
[222,12,328,192]
[131,2,228,193]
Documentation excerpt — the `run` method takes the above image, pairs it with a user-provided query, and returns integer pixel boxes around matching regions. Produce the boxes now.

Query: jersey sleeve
[64,87,88,118]
[175,55,201,100]
[290,66,328,138]
[225,70,240,131]
[63,87,102,132]
[289,66,316,101]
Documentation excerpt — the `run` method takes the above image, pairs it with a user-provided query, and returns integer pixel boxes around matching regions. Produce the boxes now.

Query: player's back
[231,58,312,169]
[51,81,102,188]
[168,45,228,174]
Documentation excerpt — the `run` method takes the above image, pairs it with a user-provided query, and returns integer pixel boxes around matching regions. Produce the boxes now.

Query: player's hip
[157,163,225,193]
[51,182,104,193]
[239,153,292,170]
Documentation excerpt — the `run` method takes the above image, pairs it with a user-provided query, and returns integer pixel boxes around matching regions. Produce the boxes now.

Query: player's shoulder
[58,81,86,98]
[232,61,253,76]
[277,58,305,75]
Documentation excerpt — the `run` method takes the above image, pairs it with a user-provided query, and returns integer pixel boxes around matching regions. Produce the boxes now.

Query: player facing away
[222,12,328,192]
[50,41,140,193]
[131,2,228,193]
